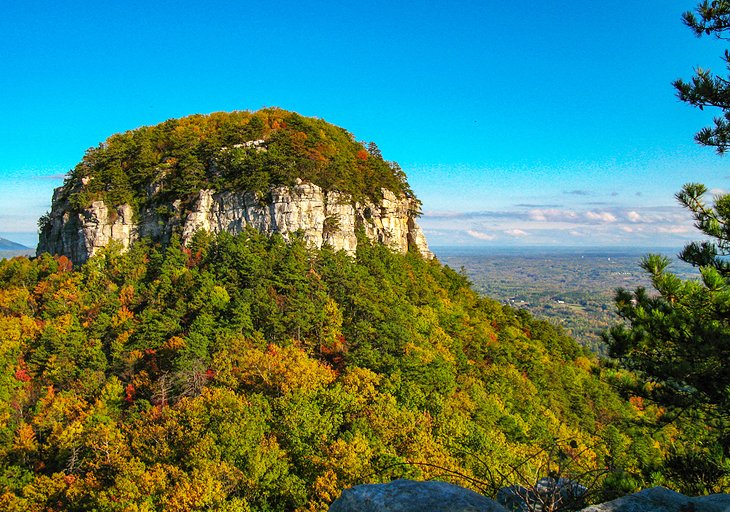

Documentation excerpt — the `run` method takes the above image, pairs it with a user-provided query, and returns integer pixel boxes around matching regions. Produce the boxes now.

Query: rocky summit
[36,108,432,263]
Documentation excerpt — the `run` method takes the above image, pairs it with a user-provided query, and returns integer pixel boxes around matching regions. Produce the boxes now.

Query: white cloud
[656,225,693,234]
[710,188,728,196]
[504,229,528,237]
[466,229,497,241]
[528,210,547,222]
[627,211,641,222]
[528,209,578,222]
[585,211,616,223]
[418,203,699,247]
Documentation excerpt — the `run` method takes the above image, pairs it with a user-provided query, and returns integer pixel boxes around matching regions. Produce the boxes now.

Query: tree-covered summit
[65,108,415,211]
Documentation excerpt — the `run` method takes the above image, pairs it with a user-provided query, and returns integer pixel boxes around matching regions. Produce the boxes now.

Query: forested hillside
[0,231,697,511]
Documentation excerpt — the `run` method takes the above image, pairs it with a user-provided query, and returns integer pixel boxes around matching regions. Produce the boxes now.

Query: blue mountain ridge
[0,237,29,250]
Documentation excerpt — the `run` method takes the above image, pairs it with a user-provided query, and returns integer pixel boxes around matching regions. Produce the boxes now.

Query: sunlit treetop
[65,107,416,210]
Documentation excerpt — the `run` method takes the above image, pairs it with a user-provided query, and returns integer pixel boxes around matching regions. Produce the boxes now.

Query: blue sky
[1,0,728,248]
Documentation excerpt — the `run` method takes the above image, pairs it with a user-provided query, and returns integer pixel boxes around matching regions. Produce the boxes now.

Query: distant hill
[0,237,28,250]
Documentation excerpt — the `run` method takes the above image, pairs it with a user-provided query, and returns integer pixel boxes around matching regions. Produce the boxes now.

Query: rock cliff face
[37,180,432,264]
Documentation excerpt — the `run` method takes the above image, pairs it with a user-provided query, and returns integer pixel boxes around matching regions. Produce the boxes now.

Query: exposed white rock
[323,191,358,254]
[82,201,136,256]
[38,190,138,264]
[37,181,432,264]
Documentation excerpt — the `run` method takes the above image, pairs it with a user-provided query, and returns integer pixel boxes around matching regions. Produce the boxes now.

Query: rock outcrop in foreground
[38,180,431,264]
[329,481,730,512]
[329,479,508,512]
[581,486,730,512]
[497,477,587,511]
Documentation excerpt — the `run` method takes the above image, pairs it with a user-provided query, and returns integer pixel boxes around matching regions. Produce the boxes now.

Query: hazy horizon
[1,230,696,256]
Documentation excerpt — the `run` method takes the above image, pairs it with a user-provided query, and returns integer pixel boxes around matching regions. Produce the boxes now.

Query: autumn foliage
[53,108,417,224]
[0,233,688,510]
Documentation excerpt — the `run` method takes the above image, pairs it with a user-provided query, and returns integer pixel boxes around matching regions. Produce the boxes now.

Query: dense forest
[0,230,714,511]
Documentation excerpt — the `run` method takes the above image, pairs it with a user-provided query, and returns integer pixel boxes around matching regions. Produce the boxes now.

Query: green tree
[606,249,730,418]
[608,2,730,423]
[606,1,730,493]
[673,1,730,152]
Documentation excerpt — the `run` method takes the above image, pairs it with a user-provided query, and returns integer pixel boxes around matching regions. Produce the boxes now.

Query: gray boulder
[497,477,587,511]
[580,486,730,512]
[328,479,508,512]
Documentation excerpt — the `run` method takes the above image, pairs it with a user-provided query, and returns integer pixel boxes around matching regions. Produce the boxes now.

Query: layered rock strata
[38,181,432,264]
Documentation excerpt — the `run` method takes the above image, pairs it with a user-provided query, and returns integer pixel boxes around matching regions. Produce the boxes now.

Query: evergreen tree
[673,0,730,152]
[608,0,730,421]
[606,1,730,492]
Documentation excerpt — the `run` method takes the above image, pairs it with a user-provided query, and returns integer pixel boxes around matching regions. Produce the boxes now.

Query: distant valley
[433,245,697,354]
